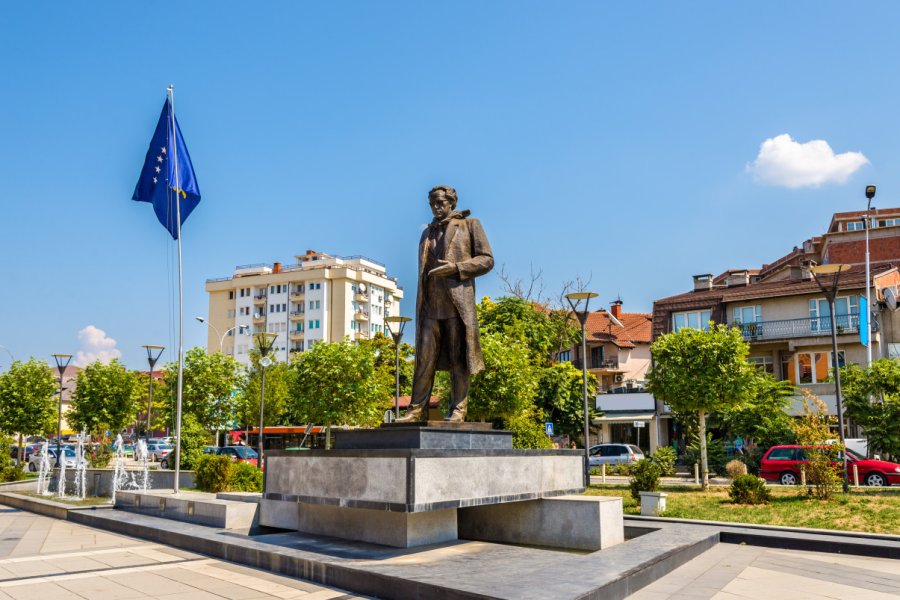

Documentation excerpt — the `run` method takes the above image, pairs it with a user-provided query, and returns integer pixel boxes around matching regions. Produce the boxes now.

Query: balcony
[290,330,304,339]
[355,311,369,321]
[291,291,304,299]
[572,357,621,371]
[354,293,369,303]
[736,315,859,342]
[253,295,266,304]
[355,330,370,340]
[289,311,304,321]
[253,312,266,322]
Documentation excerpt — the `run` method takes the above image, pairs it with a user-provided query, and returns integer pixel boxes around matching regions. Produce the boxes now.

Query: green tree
[67,359,139,439]
[237,350,290,431]
[133,371,170,438]
[468,332,537,421]
[504,405,553,449]
[163,348,243,439]
[715,372,796,451]
[287,340,388,445]
[360,333,414,403]
[0,359,57,462]
[535,361,599,440]
[478,296,560,365]
[840,359,900,460]
[647,324,755,489]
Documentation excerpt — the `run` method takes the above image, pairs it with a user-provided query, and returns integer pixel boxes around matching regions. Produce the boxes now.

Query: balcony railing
[736,314,859,341]
[571,357,620,370]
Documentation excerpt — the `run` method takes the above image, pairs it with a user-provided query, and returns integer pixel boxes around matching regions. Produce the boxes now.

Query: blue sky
[2,2,900,370]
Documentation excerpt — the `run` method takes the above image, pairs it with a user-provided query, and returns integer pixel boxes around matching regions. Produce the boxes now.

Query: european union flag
[132,98,201,240]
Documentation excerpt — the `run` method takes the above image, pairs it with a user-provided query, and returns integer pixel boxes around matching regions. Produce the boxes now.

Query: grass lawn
[585,484,900,535]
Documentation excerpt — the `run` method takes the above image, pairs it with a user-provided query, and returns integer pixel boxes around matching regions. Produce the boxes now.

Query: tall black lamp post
[810,263,851,493]
[254,332,278,471]
[384,316,412,419]
[142,345,165,446]
[51,354,73,468]
[565,291,598,487]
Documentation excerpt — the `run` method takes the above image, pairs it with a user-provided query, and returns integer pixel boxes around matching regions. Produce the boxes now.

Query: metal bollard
[853,464,859,487]
[800,466,806,487]
[694,463,699,485]
[601,463,606,484]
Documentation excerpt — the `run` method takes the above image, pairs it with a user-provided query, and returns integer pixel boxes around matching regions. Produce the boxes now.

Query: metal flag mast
[168,84,185,494]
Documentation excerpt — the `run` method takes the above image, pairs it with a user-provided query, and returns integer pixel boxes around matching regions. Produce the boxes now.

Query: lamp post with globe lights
[564,291,599,486]
[254,332,279,472]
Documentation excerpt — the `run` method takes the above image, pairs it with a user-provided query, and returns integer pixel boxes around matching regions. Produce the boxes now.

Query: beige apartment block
[204,250,404,366]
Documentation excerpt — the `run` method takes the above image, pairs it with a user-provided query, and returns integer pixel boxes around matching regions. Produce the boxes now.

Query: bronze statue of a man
[397,185,494,423]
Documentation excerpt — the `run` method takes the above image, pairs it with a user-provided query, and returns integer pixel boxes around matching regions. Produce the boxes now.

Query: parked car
[27,446,87,472]
[202,446,219,455]
[147,443,173,463]
[149,437,175,446]
[760,445,900,487]
[9,443,42,464]
[588,444,645,467]
[216,446,259,467]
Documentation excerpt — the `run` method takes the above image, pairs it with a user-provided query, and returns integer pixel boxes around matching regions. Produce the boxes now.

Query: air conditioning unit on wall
[614,374,625,383]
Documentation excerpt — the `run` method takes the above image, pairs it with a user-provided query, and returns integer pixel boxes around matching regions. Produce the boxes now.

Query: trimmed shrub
[229,462,263,492]
[650,446,677,476]
[88,445,112,469]
[728,474,770,504]
[608,463,631,476]
[725,459,748,479]
[629,458,661,502]
[0,466,24,483]
[195,455,233,493]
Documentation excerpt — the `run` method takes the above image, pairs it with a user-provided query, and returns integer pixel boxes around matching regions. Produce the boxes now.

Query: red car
[760,445,900,487]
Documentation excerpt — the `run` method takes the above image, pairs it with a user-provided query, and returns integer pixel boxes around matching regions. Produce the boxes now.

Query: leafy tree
[288,340,388,445]
[840,359,900,461]
[504,405,553,449]
[67,359,139,439]
[535,361,599,440]
[468,332,538,421]
[647,324,756,489]
[793,392,843,499]
[237,350,291,431]
[162,348,243,438]
[714,372,795,451]
[360,333,414,402]
[478,296,564,365]
[133,370,170,438]
[0,359,57,462]
[176,413,211,470]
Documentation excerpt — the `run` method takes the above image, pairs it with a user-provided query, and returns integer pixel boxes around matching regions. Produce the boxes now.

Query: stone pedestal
[260,425,623,549]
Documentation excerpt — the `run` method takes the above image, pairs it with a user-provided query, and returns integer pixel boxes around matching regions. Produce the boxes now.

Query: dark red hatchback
[760,444,900,487]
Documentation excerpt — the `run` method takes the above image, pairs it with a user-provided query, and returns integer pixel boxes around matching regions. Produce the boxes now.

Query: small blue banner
[859,295,869,347]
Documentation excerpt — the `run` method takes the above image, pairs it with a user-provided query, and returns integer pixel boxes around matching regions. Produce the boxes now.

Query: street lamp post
[196,316,250,354]
[142,345,165,446]
[810,263,851,493]
[864,185,876,367]
[51,354,73,469]
[254,332,278,473]
[384,316,412,419]
[565,291,599,487]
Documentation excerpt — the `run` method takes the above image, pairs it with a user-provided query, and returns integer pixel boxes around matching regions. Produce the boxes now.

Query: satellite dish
[885,286,899,311]
[253,312,261,319]
[358,283,367,292]
[260,356,273,368]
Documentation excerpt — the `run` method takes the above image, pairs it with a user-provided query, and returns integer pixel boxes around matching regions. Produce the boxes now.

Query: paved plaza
[0,507,366,600]
[627,542,900,600]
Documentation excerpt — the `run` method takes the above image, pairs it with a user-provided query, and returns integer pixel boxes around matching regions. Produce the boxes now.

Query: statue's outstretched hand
[428,260,457,278]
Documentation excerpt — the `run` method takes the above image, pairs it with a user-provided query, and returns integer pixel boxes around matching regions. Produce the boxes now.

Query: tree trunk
[698,410,709,490]
[325,424,331,450]
[17,433,23,469]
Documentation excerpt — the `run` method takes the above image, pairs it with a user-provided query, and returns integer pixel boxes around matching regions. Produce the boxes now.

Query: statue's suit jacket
[415,215,494,375]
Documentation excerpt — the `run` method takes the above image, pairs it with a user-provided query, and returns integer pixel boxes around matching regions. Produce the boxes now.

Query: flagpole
[167,84,184,495]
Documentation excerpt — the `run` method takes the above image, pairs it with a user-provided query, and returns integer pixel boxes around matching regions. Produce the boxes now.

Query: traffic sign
[633,421,646,428]
[545,422,554,436]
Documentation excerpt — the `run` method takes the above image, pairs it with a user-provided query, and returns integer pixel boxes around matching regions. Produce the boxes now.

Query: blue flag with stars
[132,98,201,240]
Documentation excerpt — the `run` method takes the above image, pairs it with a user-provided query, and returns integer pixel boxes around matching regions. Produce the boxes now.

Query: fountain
[56,443,67,498]
[134,439,151,491]
[110,434,128,503]
[73,431,87,500]
[36,441,51,496]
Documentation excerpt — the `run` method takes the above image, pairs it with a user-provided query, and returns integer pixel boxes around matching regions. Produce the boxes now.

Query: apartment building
[204,250,404,366]
[651,207,900,446]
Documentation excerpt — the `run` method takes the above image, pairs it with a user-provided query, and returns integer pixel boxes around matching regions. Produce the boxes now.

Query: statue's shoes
[444,410,466,423]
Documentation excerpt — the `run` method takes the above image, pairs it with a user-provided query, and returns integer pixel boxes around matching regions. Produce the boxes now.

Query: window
[732,305,762,325]
[309,301,314,310]
[672,310,712,332]
[315,320,320,329]
[270,286,275,294]
[748,356,774,374]
[558,350,571,362]
[766,447,796,461]
[308,320,313,329]
[889,343,900,359]
[228,291,234,300]
[315,300,320,310]
[784,351,846,385]
[810,296,858,332]
[282,303,286,312]
[846,221,864,232]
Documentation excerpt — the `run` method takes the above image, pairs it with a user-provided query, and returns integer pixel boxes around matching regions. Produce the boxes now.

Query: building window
[732,305,762,326]
[558,350,571,362]
[846,221,864,232]
[784,351,846,385]
[748,356,774,374]
[228,291,234,300]
[673,310,712,332]
[809,296,858,332]
[315,320,320,329]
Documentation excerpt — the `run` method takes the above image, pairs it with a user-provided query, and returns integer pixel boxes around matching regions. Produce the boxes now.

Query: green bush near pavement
[194,454,263,493]
[650,446,677,476]
[728,474,771,505]
[629,458,661,502]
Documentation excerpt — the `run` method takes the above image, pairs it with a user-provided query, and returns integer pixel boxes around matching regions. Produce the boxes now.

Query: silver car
[27,447,87,472]
[588,444,645,467]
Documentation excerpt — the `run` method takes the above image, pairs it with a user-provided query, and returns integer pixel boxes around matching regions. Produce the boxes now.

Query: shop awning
[592,411,656,425]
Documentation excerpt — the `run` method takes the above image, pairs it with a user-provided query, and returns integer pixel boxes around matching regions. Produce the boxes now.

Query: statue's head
[428,185,457,220]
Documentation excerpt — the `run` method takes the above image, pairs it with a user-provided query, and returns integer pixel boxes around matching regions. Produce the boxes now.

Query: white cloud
[75,325,121,366]
[747,134,869,188]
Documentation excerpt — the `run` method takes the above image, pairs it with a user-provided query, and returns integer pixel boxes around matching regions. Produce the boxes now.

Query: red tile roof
[583,310,652,347]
